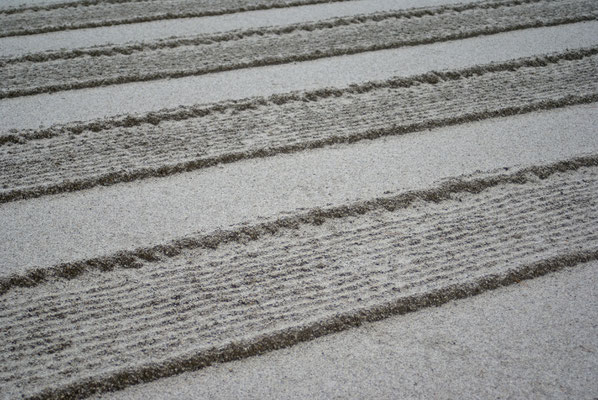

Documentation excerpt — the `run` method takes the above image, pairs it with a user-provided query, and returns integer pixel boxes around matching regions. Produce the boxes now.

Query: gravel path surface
[0,0,87,9]
[2,161,598,398]
[3,50,596,202]
[0,0,597,398]
[2,20,597,131]
[0,0,484,56]
[3,0,595,98]
[0,0,356,37]
[1,105,597,276]
[98,259,598,400]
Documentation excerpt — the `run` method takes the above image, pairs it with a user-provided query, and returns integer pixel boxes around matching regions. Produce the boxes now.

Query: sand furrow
[2,0,595,98]
[93,259,598,400]
[0,162,596,398]
[0,0,184,13]
[1,199,587,338]
[3,22,596,131]
[0,0,596,397]
[1,49,596,203]
[0,0,526,61]
[0,0,516,62]
[0,0,488,57]
[1,102,596,276]
[1,153,596,292]
[0,0,355,37]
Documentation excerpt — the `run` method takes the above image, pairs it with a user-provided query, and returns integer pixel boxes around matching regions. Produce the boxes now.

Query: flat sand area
[2,21,597,131]
[99,260,598,400]
[0,0,597,398]
[1,104,597,275]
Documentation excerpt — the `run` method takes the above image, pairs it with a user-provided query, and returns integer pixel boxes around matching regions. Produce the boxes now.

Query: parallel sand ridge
[1,0,596,98]
[0,0,354,37]
[0,0,488,56]
[1,160,597,399]
[98,259,598,400]
[1,49,596,203]
[3,21,597,132]
[1,0,598,398]
[1,104,597,277]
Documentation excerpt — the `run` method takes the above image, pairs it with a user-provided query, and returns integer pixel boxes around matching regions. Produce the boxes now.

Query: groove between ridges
[1,0,596,98]
[4,46,595,144]
[0,0,556,64]
[1,0,171,14]
[1,162,596,398]
[1,154,596,296]
[0,0,354,37]
[1,49,596,203]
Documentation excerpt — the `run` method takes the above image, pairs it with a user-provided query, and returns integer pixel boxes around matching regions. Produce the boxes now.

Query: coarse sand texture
[0,0,597,398]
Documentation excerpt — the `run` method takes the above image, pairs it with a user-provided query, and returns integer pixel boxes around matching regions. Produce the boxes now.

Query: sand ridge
[2,0,596,98]
[1,0,597,398]
[0,0,489,57]
[1,49,596,203]
[98,259,598,400]
[0,0,356,37]
[1,162,597,398]
[2,21,597,131]
[1,104,597,277]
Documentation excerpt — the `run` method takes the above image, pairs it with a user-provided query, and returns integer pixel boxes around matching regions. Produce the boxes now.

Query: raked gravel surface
[3,0,596,98]
[2,159,598,398]
[2,21,598,131]
[1,104,598,276]
[97,259,598,400]
[0,0,597,398]
[0,0,485,56]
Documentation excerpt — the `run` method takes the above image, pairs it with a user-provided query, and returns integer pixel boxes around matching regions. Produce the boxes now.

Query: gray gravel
[1,104,596,276]
[1,0,597,398]
[3,160,597,398]
[0,0,484,56]
[97,260,598,400]
[1,21,597,131]
[7,0,592,98]
[2,50,594,203]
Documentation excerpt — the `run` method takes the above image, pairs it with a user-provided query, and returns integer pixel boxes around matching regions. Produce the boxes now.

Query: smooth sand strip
[3,0,594,99]
[0,0,483,57]
[0,104,596,276]
[97,260,598,400]
[2,51,596,203]
[1,21,596,131]
[0,0,358,37]
[2,165,597,398]
[0,0,84,9]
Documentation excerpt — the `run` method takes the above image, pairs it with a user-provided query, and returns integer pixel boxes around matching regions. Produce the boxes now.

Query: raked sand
[1,104,597,276]
[1,21,597,131]
[0,0,485,56]
[0,0,597,398]
[97,260,598,400]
